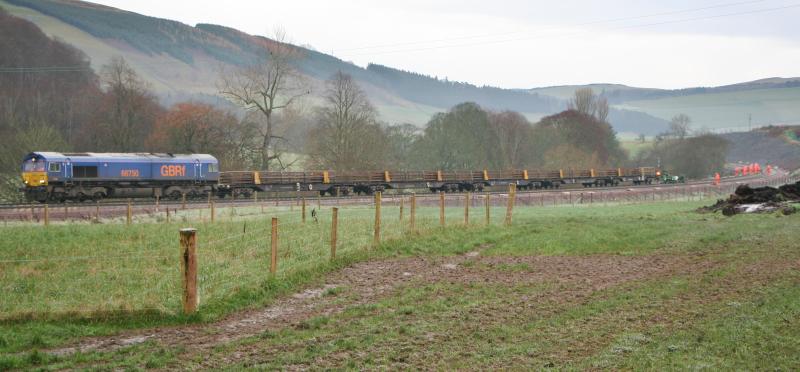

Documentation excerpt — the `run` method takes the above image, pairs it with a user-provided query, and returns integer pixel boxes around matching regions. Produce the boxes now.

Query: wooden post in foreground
[373,192,382,246]
[166,207,171,223]
[399,197,404,221]
[302,198,307,223]
[439,191,445,227]
[44,204,49,226]
[210,201,215,223]
[126,199,132,225]
[464,192,470,225]
[179,228,198,314]
[485,192,490,226]
[410,193,416,232]
[505,183,516,226]
[330,207,339,260]
[156,195,160,212]
[95,201,100,222]
[270,217,278,275]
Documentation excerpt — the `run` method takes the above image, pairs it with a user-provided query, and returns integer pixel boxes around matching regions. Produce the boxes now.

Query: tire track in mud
[48,248,713,359]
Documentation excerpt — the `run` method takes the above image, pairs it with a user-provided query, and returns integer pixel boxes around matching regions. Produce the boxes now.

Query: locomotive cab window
[208,163,219,173]
[74,166,98,178]
[48,162,61,172]
[23,160,45,172]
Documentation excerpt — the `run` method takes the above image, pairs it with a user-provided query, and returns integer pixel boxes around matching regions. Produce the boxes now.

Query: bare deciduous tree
[595,96,609,123]
[218,29,309,170]
[488,110,533,169]
[95,56,161,151]
[567,88,597,117]
[568,88,610,123]
[307,71,387,171]
[669,113,691,139]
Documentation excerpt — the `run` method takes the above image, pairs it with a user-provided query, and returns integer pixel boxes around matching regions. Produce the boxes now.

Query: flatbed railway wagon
[21,152,220,202]
[218,167,660,197]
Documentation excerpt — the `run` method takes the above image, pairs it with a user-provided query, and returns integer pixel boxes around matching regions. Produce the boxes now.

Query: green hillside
[616,87,800,130]
[0,0,562,128]
[3,0,797,134]
[532,81,800,131]
[0,0,669,132]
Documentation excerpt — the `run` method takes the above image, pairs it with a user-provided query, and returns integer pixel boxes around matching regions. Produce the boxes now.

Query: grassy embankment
[1,198,798,369]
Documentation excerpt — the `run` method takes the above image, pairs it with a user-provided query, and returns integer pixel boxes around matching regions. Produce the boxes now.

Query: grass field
[1,198,798,369]
[615,87,800,131]
[620,138,654,157]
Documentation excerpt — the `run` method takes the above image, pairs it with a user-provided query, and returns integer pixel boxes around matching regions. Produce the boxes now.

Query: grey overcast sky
[91,0,800,89]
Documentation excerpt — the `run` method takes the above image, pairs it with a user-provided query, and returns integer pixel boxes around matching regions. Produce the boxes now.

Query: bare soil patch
[48,249,713,358]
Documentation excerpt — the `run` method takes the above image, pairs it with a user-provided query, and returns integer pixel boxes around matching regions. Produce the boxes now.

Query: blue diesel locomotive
[21,152,219,202]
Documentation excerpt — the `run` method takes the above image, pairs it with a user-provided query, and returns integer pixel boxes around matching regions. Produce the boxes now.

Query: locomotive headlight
[39,180,45,183]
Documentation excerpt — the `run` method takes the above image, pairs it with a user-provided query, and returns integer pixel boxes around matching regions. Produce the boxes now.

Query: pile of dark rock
[699,181,800,216]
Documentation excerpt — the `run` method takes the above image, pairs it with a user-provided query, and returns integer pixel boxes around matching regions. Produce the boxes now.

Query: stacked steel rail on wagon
[218,167,660,197]
[20,152,220,203]
[20,151,660,202]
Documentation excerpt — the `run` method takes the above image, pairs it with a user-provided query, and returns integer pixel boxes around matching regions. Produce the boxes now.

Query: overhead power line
[0,66,93,73]
[341,2,800,58]
[335,0,770,53]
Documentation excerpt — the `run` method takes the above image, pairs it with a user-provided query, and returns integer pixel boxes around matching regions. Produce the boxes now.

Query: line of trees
[305,75,630,172]
[0,8,731,201]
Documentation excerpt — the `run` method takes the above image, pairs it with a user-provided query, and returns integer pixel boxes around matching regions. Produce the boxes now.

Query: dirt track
[49,247,720,361]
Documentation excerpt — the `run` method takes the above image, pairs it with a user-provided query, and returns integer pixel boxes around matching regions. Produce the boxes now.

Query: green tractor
[659,171,685,184]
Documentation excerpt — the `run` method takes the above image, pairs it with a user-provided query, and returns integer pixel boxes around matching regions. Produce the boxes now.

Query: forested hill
[0,0,675,134]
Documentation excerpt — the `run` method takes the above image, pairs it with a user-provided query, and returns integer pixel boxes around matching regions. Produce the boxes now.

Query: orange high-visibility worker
[755,163,761,174]
[735,166,741,176]
[766,165,772,175]
[714,172,721,185]
[743,165,749,176]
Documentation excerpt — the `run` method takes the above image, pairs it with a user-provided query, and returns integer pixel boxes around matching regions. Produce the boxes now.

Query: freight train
[20,152,660,202]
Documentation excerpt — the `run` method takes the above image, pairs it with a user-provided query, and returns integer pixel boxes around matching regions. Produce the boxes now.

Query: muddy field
[47,242,798,370]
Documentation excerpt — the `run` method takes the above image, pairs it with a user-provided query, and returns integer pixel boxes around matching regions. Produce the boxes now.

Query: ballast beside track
[1,173,792,223]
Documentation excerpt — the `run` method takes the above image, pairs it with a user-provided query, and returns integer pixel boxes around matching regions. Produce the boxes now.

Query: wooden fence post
[330,207,338,260]
[179,228,198,314]
[210,201,215,223]
[399,197,404,221]
[270,217,278,275]
[302,198,307,224]
[373,192,382,246]
[156,195,160,212]
[166,207,170,223]
[410,193,416,232]
[439,191,445,227]
[44,204,49,226]
[127,199,132,225]
[95,201,100,222]
[464,192,470,225]
[485,192,490,226]
[505,184,516,226]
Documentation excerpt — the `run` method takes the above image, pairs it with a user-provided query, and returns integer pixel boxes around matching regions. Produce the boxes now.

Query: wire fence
[0,174,796,318]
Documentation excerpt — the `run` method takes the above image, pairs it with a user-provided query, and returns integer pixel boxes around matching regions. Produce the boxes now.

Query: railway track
[0,173,793,223]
